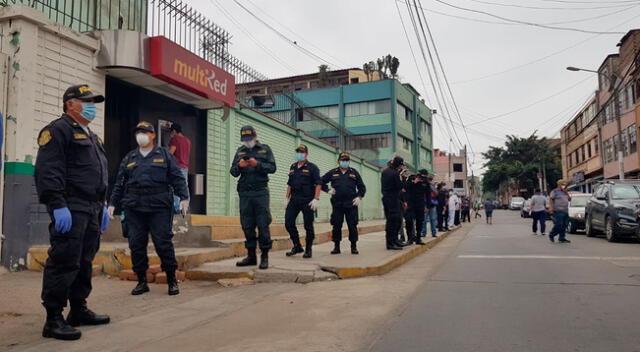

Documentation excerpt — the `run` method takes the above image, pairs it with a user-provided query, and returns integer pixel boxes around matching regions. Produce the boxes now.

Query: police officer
[382,156,405,251]
[109,122,188,296]
[284,144,321,258]
[321,153,366,255]
[230,126,276,269]
[35,84,110,341]
[404,170,430,245]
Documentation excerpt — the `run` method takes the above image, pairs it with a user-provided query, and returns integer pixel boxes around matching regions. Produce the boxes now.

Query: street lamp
[566,66,624,180]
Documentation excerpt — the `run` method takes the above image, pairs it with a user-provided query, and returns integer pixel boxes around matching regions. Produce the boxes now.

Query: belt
[65,188,104,202]
[126,187,169,195]
[238,183,268,192]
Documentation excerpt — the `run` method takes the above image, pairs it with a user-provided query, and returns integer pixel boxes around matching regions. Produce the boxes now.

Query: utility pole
[542,156,547,193]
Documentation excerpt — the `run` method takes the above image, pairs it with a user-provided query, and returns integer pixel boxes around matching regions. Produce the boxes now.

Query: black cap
[338,152,350,161]
[240,125,256,141]
[391,156,404,168]
[170,122,182,133]
[419,169,429,176]
[134,121,155,133]
[63,84,105,104]
[295,144,308,153]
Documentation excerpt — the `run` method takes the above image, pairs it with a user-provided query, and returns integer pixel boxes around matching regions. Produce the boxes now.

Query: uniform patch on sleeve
[153,158,165,163]
[126,162,137,168]
[38,130,52,146]
[302,169,310,173]
[332,173,340,177]
[349,174,357,178]
[73,133,88,140]
[257,150,267,154]
[238,151,247,156]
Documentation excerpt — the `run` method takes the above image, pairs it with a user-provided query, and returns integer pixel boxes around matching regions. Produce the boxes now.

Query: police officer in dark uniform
[230,126,276,269]
[109,122,188,296]
[321,153,366,255]
[382,156,405,251]
[284,144,321,258]
[404,169,430,245]
[35,84,110,341]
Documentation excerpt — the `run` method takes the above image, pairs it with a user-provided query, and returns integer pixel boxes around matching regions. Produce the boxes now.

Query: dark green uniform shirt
[230,141,276,191]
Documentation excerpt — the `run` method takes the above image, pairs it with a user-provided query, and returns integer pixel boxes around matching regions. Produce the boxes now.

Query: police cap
[240,125,256,141]
[295,144,308,153]
[134,121,155,133]
[63,84,105,104]
[338,152,350,161]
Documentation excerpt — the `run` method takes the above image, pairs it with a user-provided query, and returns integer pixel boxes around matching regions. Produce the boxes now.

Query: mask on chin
[243,140,256,149]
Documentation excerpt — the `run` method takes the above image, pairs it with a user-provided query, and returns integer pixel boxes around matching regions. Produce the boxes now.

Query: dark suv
[585,180,640,242]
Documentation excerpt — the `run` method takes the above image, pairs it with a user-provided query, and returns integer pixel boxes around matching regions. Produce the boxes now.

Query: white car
[509,197,525,210]
[567,193,591,234]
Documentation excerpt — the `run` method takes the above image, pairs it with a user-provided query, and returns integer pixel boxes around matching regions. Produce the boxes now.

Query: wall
[207,106,384,224]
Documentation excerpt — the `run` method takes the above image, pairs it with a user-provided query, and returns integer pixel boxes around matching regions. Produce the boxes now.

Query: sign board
[148,36,236,107]
[572,171,585,183]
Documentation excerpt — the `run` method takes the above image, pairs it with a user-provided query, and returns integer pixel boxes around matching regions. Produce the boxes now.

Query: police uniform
[109,122,188,295]
[35,84,109,340]
[285,145,321,258]
[403,172,429,245]
[230,126,276,269]
[321,153,366,254]
[381,157,405,250]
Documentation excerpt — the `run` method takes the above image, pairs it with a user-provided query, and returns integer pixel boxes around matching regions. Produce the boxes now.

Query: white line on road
[458,255,640,261]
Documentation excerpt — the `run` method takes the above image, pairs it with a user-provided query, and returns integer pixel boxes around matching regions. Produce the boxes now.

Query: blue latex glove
[101,205,110,232]
[53,207,72,234]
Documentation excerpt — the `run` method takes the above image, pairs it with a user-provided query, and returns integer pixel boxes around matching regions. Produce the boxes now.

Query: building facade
[433,148,468,195]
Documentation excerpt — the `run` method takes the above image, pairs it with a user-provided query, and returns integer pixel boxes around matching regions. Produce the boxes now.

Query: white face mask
[243,140,256,149]
[136,133,150,147]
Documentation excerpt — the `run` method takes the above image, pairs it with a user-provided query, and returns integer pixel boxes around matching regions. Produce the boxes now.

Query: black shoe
[259,251,269,270]
[331,242,341,255]
[166,271,180,296]
[303,242,313,258]
[415,238,426,245]
[351,243,359,255]
[549,234,555,243]
[432,234,438,238]
[43,314,81,340]
[237,248,258,267]
[386,243,403,250]
[66,307,110,327]
[559,239,571,243]
[286,245,304,257]
[131,273,150,296]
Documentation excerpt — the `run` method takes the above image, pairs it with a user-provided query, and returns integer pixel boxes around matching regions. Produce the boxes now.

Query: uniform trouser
[285,197,315,246]
[437,206,446,230]
[239,190,273,250]
[405,205,425,241]
[126,208,177,274]
[461,209,471,222]
[383,196,403,245]
[42,202,102,313]
[331,201,359,243]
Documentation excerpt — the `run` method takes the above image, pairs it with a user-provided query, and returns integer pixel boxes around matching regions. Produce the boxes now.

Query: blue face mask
[340,161,349,169]
[80,103,97,121]
[295,153,306,161]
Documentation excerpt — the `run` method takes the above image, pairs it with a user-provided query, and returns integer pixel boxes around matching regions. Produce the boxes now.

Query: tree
[390,57,400,78]
[318,64,330,87]
[362,55,400,80]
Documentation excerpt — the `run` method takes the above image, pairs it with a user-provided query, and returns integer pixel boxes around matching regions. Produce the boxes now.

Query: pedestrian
[230,126,276,269]
[461,196,471,223]
[530,189,548,236]
[448,191,460,228]
[284,144,321,258]
[321,152,366,254]
[168,122,191,211]
[437,183,448,231]
[474,201,482,219]
[109,121,189,297]
[548,180,572,243]
[381,156,405,250]
[398,165,411,245]
[35,84,110,340]
[423,175,439,238]
[404,170,429,245]
[483,198,495,224]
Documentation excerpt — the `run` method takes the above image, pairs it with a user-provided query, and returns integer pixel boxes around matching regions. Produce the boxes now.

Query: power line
[467,0,637,10]
[433,0,627,34]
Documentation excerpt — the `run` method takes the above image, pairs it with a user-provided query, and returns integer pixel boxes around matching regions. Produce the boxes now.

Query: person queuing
[109,122,189,297]
[284,144,321,258]
[321,153,366,255]
[398,165,410,246]
[230,126,276,269]
[35,84,110,341]
[448,191,461,228]
[168,122,191,210]
[437,183,448,232]
[381,156,405,250]
[423,175,439,238]
[548,180,571,243]
[530,189,548,236]
[404,170,430,245]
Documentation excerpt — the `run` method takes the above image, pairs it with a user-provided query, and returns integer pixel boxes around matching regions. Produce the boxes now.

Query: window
[587,142,592,159]
[346,133,391,150]
[604,138,613,163]
[575,150,580,164]
[581,145,586,161]
[621,129,629,156]
[599,66,610,90]
[350,78,359,84]
[613,134,621,160]
[345,100,391,117]
[595,137,599,154]
[567,155,572,168]
[267,86,284,94]
[400,136,412,151]
[314,105,339,119]
[420,119,430,135]
[310,81,319,89]
[454,180,464,188]
[629,125,637,154]
[627,84,635,109]
[612,185,640,200]
[294,82,308,91]
[453,163,463,172]
[397,102,412,122]
[246,88,261,95]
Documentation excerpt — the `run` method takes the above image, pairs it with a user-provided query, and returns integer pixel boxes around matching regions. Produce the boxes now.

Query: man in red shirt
[169,123,191,204]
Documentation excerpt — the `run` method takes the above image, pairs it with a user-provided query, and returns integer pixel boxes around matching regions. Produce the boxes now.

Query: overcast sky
[190,0,639,175]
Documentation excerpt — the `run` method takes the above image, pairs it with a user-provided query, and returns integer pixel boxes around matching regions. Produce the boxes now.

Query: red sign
[149,36,236,107]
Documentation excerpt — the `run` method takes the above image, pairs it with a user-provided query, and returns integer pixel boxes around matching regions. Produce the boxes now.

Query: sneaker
[559,239,571,243]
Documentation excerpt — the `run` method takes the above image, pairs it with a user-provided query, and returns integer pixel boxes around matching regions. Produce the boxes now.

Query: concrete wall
[206,106,384,223]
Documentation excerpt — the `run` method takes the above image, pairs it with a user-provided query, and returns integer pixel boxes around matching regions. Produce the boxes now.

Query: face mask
[80,103,97,121]
[340,161,349,169]
[243,140,256,149]
[296,153,306,161]
[136,133,150,147]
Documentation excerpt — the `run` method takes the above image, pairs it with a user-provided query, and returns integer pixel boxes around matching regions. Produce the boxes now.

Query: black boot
[330,242,341,254]
[351,242,359,255]
[166,271,180,296]
[303,241,313,258]
[131,272,150,296]
[43,311,81,340]
[259,250,269,270]
[415,237,426,245]
[236,248,258,267]
[67,302,110,327]
[286,240,304,257]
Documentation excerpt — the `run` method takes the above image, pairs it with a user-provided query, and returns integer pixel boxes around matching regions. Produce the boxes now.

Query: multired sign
[149,36,236,107]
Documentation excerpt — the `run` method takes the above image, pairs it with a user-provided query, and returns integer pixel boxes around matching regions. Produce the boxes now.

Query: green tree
[318,64,330,87]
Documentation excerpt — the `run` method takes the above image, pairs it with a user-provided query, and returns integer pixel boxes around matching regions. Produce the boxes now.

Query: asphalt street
[370,210,640,352]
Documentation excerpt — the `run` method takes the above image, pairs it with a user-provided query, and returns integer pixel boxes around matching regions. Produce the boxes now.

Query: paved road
[370,210,640,352]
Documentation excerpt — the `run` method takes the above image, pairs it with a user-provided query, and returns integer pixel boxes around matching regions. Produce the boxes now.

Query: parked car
[520,199,532,218]
[509,197,525,210]
[566,193,591,234]
[585,181,640,242]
